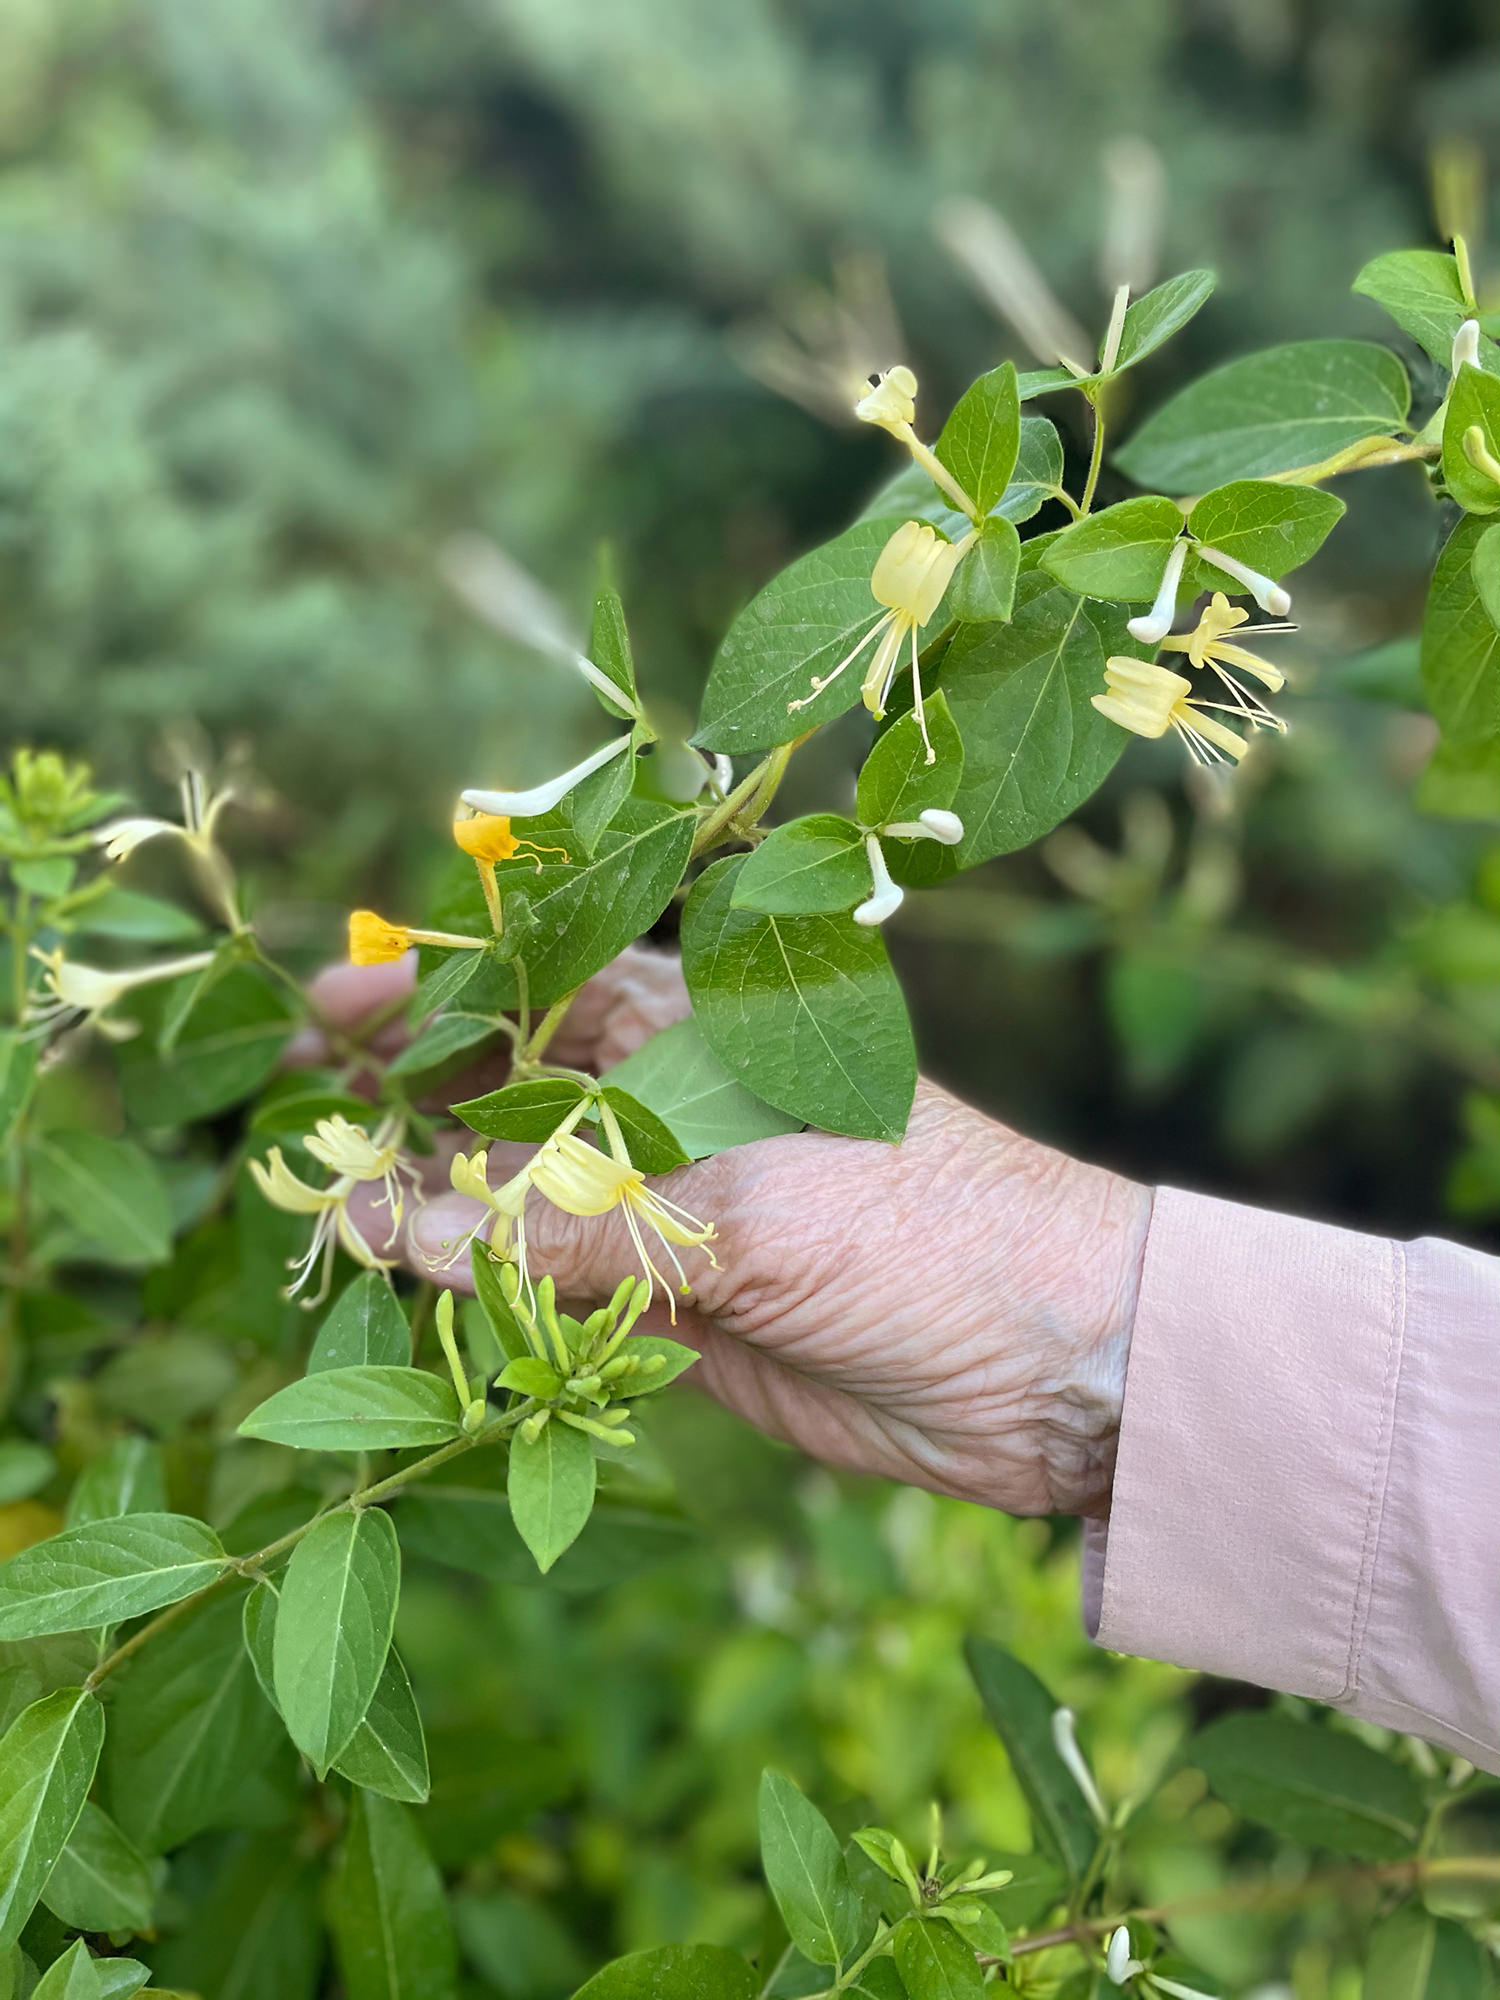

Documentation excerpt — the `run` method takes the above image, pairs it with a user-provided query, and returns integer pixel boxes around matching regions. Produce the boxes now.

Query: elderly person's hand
[314,948,1151,1520]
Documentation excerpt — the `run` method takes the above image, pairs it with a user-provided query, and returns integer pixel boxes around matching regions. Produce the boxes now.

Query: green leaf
[407,945,486,1025]
[387,1012,499,1081]
[87,1960,150,2000]
[40,1802,154,1935]
[964,1640,1097,1882]
[892,1917,985,1998]
[1443,363,1500,515]
[681,856,917,1143]
[273,1507,401,1772]
[0,1688,103,1952]
[251,1071,374,1136]
[506,1420,596,1574]
[995,417,1064,523]
[497,1357,563,1398]
[103,1588,282,1853]
[757,1769,867,1969]
[612,1335,700,1392]
[694,518,904,754]
[29,1941,103,2000]
[1191,1713,1425,1858]
[72,884,205,943]
[65,1436,166,1529]
[923,576,1131,869]
[0,1444,55,1508]
[572,1945,756,2000]
[1041,496,1182,602]
[398,1488,690,1591]
[589,580,641,718]
[0,1034,38,1154]
[1353,250,1500,373]
[1185,480,1345,591]
[151,1834,321,2000]
[857,462,970,536]
[450,1075,588,1141]
[308,1273,411,1373]
[729,815,869,915]
[1016,366,1078,401]
[117,965,297,1125]
[947,518,1020,623]
[0,1515,227,1640]
[1417,729,1500,822]
[1115,340,1411,489]
[936,1897,1010,1960]
[1110,268,1216,372]
[1364,1903,1489,2000]
[327,1790,458,2000]
[935,362,1020,516]
[600,1017,803,1160]
[1473,521,1500,629]
[858,694,964,827]
[470,1248,532,1361]
[426,796,695,1009]
[238,1366,462,1452]
[1423,518,1500,753]
[595,1085,692,1174]
[28,1133,172,1269]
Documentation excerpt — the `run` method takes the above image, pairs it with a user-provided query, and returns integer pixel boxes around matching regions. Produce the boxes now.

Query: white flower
[1106,1925,1145,1986]
[1126,540,1189,646]
[1152,1977,1220,2000]
[1453,318,1481,374]
[1158,593,1290,736]
[461,734,632,820]
[884,808,964,845]
[853,835,903,927]
[1052,1707,1110,1826]
[95,771,240,927]
[27,947,217,1039]
[1192,545,1291,618]
[851,367,980,519]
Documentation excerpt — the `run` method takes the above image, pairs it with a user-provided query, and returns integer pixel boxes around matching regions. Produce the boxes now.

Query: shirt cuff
[1084,1186,1405,1704]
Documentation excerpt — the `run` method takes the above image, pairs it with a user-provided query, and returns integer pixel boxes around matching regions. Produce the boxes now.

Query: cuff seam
[1337,1237,1408,1703]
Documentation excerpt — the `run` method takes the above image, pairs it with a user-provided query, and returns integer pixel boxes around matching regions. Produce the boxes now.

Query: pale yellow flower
[248,1115,410,1304]
[27,946,217,1040]
[529,1131,717,1321]
[1091,657,1252,767]
[95,770,241,928]
[1159,591,1291,736]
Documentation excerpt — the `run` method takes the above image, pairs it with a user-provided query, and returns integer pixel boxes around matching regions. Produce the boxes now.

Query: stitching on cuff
[1337,1238,1408,1702]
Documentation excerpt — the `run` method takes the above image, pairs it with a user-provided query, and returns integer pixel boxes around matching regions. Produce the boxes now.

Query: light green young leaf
[0,1687,104,1951]
[892,1917,985,1999]
[0,1443,55,1508]
[498,1357,564,1398]
[1110,267,1216,372]
[612,1335,700,1392]
[507,1420,596,1574]
[238,1366,462,1452]
[273,1506,401,1772]
[0,1515,227,1640]
[729,815,869,916]
[964,1640,1097,1882]
[117,964,297,1125]
[41,1801,155,1935]
[594,1085,692,1174]
[572,1945,756,2000]
[1191,1713,1424,1858]
[1115,339,1410,489]
[600,1017,804,1160]
[65,1438,165,1528]
[995,417,1065,522]
[1185,480,1345,591]
[1352,249,1500,373]
[857,694,964,827]
[1364,1903,1489,1999]
[694,518,903,754]
[681,857,917,1144]
[103,1588,282,1853]
[28,1133,172,1269]
[947,517,1020,623]
[450,1075,589,1141]
[29,1940,104,2000]
[934,362,1020,517]
[328,1790,458,2000]
[308,1273,411,1373]
[1040,496,1183,601]
[1442,363,1500,515]
[1423,517,1500,755]
[757,1768,867,1968]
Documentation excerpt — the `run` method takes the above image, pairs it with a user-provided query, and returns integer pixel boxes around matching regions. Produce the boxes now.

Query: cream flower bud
[1193,544,1291,618]
[853,835,904,927]
[1051,1707,1110,1826]
[871,520,966,626]
[1105,1924,1145,1985]
[883,808,964,844]
[854,364,918,430]
[462,733,631,819]
[1453,318,1481,374]
[1126,539,1189,646]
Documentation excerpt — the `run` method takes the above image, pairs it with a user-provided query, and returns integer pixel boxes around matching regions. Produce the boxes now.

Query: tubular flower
[1126,539,1189,647]
[1105,1926,1145,1987]
[95,770,241,928]
[1453,318,1481,374]
[788,519,972,763]
[461,734,631,820]
[853,835,904,927]
[438,1143,542,1298]
[853,366,980,519]
[1091,657,1252,767]
[1159,591,1290,734]
[248,1115,410,1305]
[1192,544,1291,618]
[452,811,566,867]
[529,1131,718,1322]
[883,808,964,844]
[27,947,217,1039]
[347,910,489,967]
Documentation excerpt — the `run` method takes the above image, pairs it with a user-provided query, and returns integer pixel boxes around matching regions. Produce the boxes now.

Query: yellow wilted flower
[347,911,489,967]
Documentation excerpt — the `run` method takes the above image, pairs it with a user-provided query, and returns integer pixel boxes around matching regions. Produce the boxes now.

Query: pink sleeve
[1084,1187,1500,1771]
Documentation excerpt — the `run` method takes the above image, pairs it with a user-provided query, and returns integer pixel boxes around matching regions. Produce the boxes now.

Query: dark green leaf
[238,1366,461,1452]
[595,1085,692,1174]
[1185,480,1345,591]
[947,518,1020,623]
[72,885,204,944]
[1040,496,1183,602]
[0,1688,103,1951]
[893,1917,985,1998]
[450,1075,588,1141]
[682,857,916,1143]
[1353,250,1500,373]
[0,1515,226,1640]
[1115,340,1410,489]
[1191,1713,1425,1859]
[273,1506,400,1772]
[964,1640,1096,1882]
[407,946,486,1025]
[730,816,869,916]
[103,1588,282,1853]
[507,1420,596,1574]
[1423,518,1500,753]
[334,1647,430,1804]
[396,1488,690,1592]
[1365,1903,1489,1999]
[572,1945,756,2000]
[308,1274,411,1373]
[28,1134,172,1269]
[757,1769,867,1968]
[29,1940,103,2000]
[386,1012,498,1081]
[1443,363,1500,515]
[470,1248,532,1362]
[571,730,643,857]
[251,1072,374,1136]
[0,1035,37,1153]
[1111,268,1216,372]
[152,1834,321,2000]
[995,417,1065,523]
[40,1802,154,1935]
[590,580,641,717]
[118,965,296,1125]
[601,1018,804,1160]
[327,1790,457,2000]
[694,518,906,754]
[935,362,1020,516]
[858,695,964,828]
[1473,522,1500,629]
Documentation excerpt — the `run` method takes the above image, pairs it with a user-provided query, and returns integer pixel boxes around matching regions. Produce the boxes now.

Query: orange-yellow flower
[347,910,490,967]
[451,812,567,869]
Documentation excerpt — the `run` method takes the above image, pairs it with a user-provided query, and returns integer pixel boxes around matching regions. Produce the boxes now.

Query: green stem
[1078,391,1107,516]
[512,986,577,1076]
[691,756,777,857]
[803,1923,893,1998]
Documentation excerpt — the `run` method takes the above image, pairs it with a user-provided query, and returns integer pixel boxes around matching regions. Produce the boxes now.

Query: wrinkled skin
[326,947,1151,1519]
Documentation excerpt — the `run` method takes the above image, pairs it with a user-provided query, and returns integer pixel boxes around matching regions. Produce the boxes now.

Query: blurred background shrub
[3,1,1499,1989]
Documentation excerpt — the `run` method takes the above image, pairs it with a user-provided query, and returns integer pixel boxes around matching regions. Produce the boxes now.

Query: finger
[284,955,418,1069]
[546,945,690,1071]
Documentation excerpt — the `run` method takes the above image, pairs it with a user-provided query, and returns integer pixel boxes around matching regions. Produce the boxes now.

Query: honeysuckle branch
[690,729,817,857]
[82,1402,536,1694]
[1078,388,1109,516]
[1262,435,1439,487]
